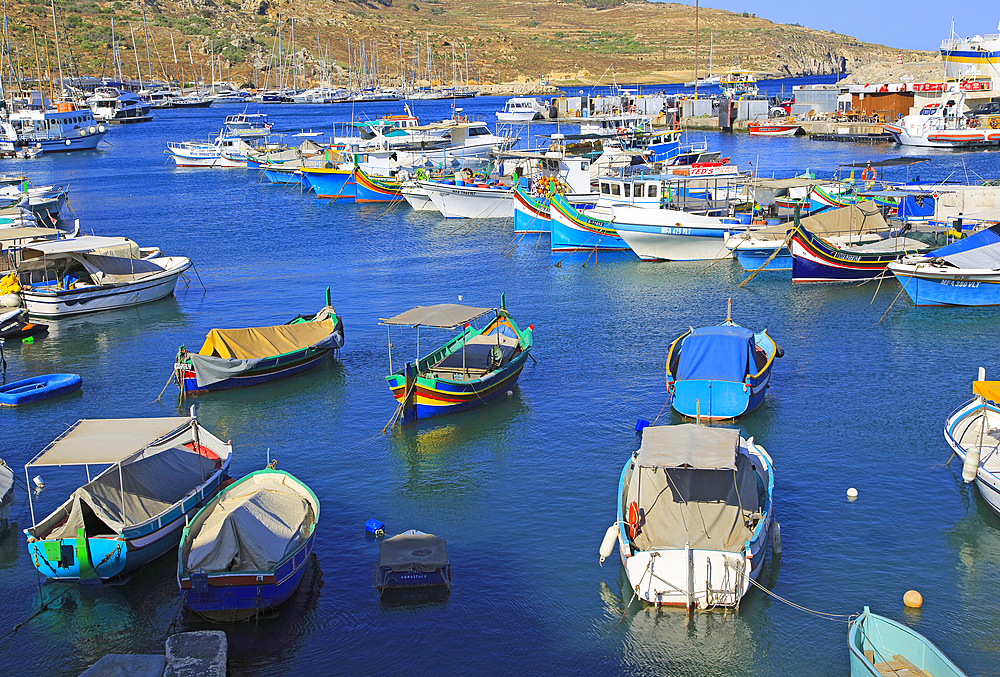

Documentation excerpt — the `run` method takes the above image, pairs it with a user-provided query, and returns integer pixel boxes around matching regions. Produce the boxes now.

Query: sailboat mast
[693,0,699,98]
[142,7,152,85]
[50,0,65,98]
[130,22,142,89]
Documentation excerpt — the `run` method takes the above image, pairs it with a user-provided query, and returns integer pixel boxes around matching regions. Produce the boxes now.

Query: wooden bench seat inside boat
[864,650,934,677]
[431,332,519,376]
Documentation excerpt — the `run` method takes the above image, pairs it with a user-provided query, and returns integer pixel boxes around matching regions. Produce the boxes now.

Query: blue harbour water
[1,88,1000,676]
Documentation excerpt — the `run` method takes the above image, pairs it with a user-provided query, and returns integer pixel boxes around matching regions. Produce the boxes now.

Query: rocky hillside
[4,0,933,87]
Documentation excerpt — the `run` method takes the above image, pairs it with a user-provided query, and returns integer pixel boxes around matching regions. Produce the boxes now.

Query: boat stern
[26,532,126,581]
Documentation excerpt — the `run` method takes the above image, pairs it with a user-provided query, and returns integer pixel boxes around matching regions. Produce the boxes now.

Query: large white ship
[940,23,1000,85]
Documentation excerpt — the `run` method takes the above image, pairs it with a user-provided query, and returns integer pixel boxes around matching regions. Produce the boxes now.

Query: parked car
[964,101,1000,118]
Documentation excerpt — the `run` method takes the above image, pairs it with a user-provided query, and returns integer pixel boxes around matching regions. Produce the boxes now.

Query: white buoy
[771,521,782,555]
[962,448,981,483]
[599,524,618,565]
[32,475,44,489]
[847,487,859,500]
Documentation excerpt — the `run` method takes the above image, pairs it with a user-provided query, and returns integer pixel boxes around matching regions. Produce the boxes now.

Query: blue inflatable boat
[0,373,82,406]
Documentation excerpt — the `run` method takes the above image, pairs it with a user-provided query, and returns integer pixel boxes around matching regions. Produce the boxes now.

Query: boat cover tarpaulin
[21,236,140,258]
[974,381,1000,404]
[377,532,448,573]
[72,253,166,283]
[0,460,13,507]
[738,204,887,239]
[676,325,755,383]
[928,224,1000,269]
[628,428,759,552]
[35,445,214,539]
[185,474,315,573]
[29,417,190,466]
[637,425,740,470]
[380,304,492,329]
[199,319,335,360]
[188,317,340,387]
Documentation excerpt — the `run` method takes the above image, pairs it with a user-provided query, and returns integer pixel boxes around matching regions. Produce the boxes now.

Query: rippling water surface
[1,91,999,676]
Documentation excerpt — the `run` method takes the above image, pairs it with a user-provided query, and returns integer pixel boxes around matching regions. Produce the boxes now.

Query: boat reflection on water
[0,520,19,570]
[37,295,188,344]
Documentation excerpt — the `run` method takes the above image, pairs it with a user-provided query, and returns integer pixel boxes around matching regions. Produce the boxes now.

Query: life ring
[969,117,979,128]
[627,501,640,539]
[861,166,876,181]
[617,127,627,137]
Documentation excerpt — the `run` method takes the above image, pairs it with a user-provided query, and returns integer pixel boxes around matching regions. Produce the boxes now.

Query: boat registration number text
[659,227,692,235]
[942,279,980,288]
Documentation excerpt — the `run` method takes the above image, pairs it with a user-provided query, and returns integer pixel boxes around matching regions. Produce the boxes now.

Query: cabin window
[468,127,490,136]
[635,184,644,198]
[624,184,631,197]
[581,162,588,171]
[648,185,658,198]
[610,184,621,196]
[601,182,610,194]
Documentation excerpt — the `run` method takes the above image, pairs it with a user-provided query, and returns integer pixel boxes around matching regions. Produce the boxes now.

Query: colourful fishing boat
[666,308,781,419]
[300,166,356,201]
[888,224,1000,306]
[790,223,928,283]
[513,184,551,234]
[173,293,344,397]
[549,192,630,252]
[355,167,404,202]
[849,607,967,677]
[24,414,232,582]
[178,468,319,621]
[380,297,533,423]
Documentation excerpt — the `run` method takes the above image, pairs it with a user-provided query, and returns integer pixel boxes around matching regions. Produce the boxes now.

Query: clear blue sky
[673,2,999,51]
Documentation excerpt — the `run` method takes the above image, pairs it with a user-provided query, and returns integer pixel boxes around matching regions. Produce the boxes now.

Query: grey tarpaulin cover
[34,445,216,539]
[0,459,13,510]
[185,474,316,573]
[628,425,759,552]
[380,304,492,329]
[186,328,341,387]
[377,532,448,573]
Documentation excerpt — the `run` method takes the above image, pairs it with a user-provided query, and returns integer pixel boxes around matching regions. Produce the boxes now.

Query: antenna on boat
[727,297,732,322]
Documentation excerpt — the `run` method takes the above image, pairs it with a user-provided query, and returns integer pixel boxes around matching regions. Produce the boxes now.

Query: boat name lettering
[942,279,980,288]
[659,227,692,235]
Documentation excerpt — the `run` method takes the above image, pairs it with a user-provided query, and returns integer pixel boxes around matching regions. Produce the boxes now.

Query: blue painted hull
[735,249,791,271]
[892,271,1000,306]
[181,532,315,621]
[671,379,768,419]
[301,169,356,201]
[0,373,81,406]
[550,216,629,252]
[262,168,301,185]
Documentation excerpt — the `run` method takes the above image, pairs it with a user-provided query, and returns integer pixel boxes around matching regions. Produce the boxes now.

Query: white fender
[599,524,618,565]
[963,447,981,483]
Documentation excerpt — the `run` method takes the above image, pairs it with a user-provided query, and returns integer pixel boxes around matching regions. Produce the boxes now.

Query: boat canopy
[974,381,1000,404]
[0,226,68,242]
[744,204,888,238]
[29,442,217,539]
[28,417,191,467]
[676,325,756,383]
[627,424,759,552]
[926,224,1000,269]
[959,208,1000,222]
[20,235,140,258]
[380,303,492,329]
[198,319,335,359]
[184,473,316,573]
[377,532,448,573]
[636,424,739,470]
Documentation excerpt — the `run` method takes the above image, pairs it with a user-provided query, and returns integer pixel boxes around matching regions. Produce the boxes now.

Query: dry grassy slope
[4,0,932,86]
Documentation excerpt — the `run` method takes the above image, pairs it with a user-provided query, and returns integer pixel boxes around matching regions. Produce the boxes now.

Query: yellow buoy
[904,590,923,608]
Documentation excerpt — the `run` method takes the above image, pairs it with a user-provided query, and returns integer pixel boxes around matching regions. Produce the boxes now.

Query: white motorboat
[166,134,261,167]
[720,69,759,98]
[607,424,774,609]
[400,181,437,211]
[14,235,191,318]
[419,180,515,219]
[0,94,106,154]
[496,97,548,122]
[88,87,151,122]
[224,113,273,138]
[884,88,1000,148]
[945,369,1000,519]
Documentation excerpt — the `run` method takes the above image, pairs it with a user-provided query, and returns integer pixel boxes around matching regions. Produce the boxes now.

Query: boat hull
[849,608,968,677]
[355,170,403,202]
[262,168,302,185]
[613,212,736,262]
[945,399,1000,519]
[1,132,105,154]
[21,258,191,317]
[671,378,768,419]
[300,168,356,201]
[513,186,551,234]
[400,183,436,211]
[733,247,791,271]
[422,181,515,219]
[0,373,81,406]
[790,227,907,282]
[888,264,1000,306]
[179,346,334,395]
[549,194,630,252]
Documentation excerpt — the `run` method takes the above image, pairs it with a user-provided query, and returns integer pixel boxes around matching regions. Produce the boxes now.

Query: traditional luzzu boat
[789,222,929,283]
[944,369,1000,519]
[24,414,232,582]
[607,423,774,609]
[666,309,781,420]
[848,607,968,677]
[355,167,403,202]
[888,224,1000,306]
[549,192,630,252]
[173,294,344,396]
[380,298,533,423]
[513,184,552,234]
[177,468,319,621]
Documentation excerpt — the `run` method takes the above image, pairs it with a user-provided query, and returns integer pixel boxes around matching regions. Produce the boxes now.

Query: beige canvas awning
[636,424,740,470]
[28,417,192,467]
[380,304,492,329]
[199,319,334,360]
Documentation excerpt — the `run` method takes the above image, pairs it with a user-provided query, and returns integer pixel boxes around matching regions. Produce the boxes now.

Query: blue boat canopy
[676,325,755,383]
[927,224,1000,269]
